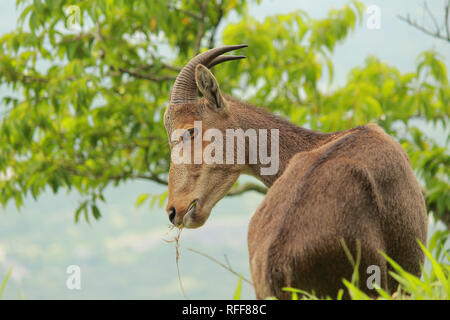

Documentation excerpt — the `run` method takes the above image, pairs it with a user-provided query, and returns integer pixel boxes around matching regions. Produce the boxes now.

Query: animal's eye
[181,128,198,142]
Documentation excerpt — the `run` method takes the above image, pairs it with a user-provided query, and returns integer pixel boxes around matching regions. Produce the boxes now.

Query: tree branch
[92,23,179,82]
[145,173,168,185]
[208,0,224,49]
[445,0,450,40]
[194,0,209,55]
[424,1,441,33]
[187,247,253,286]
[114,67,176,82]
[63,164,168,186]
[397,14,449,41]
[397,1,450,43]
[226,182,267,197]
[166,3,202,20]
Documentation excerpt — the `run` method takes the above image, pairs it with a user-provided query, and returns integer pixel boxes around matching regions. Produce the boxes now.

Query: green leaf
[135,193,149,208]
[91,204,101,220]
[0,267,12,299]
[233,276,242,300]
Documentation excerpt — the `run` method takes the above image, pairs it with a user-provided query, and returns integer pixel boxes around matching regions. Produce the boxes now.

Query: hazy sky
[243,0,450,85]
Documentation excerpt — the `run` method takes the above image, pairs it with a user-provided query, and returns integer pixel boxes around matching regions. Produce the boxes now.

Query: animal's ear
[195,64,226,111]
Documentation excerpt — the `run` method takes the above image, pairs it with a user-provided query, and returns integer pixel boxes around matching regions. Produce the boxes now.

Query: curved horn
[170,44,247,104]
[207,55,246,69]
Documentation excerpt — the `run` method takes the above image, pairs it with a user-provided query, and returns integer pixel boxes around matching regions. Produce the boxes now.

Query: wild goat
[163,45,428,299]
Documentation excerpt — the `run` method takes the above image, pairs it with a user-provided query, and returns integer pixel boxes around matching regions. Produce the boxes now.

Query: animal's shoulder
[285,125,383,177]
[255,124,401,218]
[264,124,399,214]
[251,127,387,244]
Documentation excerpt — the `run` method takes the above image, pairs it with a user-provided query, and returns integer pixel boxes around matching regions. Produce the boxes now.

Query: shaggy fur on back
[246,120,427,299]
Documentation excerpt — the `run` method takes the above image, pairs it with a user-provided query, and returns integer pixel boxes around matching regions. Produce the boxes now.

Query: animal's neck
[229,99,334,186]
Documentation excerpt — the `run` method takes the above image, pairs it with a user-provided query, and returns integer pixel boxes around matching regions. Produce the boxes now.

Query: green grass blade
[0,267,13,299]
[342,279,370,300]
[418,241,449,298]
[233,276,242,300]
[374,284,392,300]
[282,287,318,300]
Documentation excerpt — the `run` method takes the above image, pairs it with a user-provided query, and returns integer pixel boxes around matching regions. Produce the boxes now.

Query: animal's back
[248,124,427,299]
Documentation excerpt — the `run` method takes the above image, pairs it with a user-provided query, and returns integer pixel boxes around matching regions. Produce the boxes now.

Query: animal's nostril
[168,207,176,224]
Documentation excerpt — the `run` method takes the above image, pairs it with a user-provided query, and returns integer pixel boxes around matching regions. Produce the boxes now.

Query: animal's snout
[166,200,199,227]
[168,207,176,224]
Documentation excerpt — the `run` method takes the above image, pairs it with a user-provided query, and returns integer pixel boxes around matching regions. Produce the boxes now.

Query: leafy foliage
[280,231,450,300]
[0,0,252,220]
[0,0,448,227]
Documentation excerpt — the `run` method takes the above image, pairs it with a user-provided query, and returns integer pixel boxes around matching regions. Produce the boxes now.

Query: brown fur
[165,64,428,299]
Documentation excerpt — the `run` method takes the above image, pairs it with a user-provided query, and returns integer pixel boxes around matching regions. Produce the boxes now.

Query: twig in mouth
[163,225,187,299]
[187,247,253,286]
[162,227,253,297]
